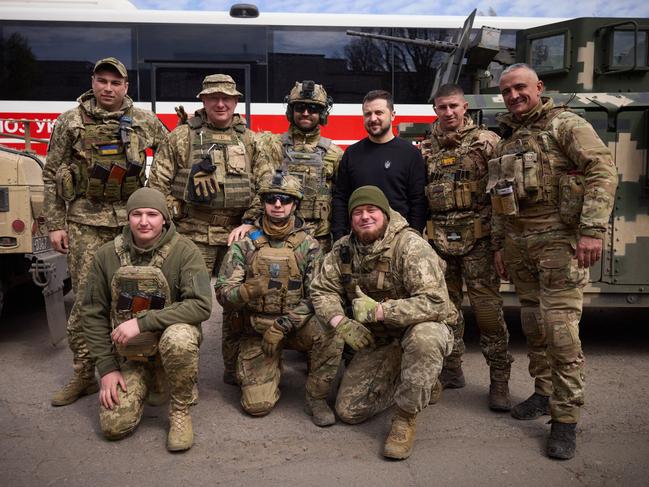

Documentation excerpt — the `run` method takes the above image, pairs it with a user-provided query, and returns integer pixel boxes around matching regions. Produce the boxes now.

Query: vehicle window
[611,30,648,67]
[529,33,566,73]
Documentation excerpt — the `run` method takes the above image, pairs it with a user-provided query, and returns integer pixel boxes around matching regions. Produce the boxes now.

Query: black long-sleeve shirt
[331,136,427,241]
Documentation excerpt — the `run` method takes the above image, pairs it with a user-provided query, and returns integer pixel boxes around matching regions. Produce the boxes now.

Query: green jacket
[82,222,212,376]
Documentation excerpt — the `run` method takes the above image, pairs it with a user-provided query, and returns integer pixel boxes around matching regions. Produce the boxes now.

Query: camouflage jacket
[310,210,454,331]
[491,97,618,250]
[148,109,267,244]
[214,217,322,329]
[421,116,499,227]
[82,222,212,377]
[242,125,343,238]
[43,90,168,230]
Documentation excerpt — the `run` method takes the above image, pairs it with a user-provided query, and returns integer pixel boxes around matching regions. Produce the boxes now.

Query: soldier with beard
[311,186,454,460]
[215,171,342,426]
[44,57,168,407]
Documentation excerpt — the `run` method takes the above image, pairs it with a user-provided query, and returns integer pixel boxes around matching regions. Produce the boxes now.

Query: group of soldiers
[43,56,617,460]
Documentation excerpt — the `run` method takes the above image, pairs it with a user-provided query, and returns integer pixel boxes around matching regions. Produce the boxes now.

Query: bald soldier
[488,63,617,459]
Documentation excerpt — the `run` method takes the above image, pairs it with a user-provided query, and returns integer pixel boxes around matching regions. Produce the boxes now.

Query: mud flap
[29,250,69,346]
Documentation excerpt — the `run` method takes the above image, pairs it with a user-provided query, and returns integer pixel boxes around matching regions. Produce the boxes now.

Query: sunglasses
[293,102,321,114]
[263,193,294,205]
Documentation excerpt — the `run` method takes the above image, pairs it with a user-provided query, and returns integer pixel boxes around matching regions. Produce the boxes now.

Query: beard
[354,219,388,245]
[365,121,391,139]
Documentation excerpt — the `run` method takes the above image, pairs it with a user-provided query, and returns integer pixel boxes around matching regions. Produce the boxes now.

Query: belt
[187,207,242,227]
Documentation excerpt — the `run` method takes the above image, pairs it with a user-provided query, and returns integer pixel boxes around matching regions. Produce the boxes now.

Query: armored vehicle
[360,13,649,308]
[0,145,69,342]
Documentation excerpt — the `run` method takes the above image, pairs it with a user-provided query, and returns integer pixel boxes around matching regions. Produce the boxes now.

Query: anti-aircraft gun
[349,13,649,308]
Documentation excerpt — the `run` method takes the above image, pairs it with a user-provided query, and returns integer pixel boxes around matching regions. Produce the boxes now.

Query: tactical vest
[71,110,144,202]
[170,118,254,214]
[110,232,178,360]
[339,228,415,336]
[423,128,490,255]
[281,133,337,225]
[244,228,307,332]
[487,107,570,218]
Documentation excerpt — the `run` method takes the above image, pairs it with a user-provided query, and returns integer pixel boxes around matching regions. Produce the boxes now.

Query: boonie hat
[93,57,128,79]
[197,74,243,98]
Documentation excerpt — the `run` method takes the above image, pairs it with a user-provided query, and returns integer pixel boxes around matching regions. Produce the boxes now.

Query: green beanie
[348,185,391,217]
[126,187,170,222]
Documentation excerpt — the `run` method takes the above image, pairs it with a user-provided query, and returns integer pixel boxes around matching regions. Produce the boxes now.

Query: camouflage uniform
[81,223,212,442]
[43,90,167,386]
[243,125,343,251]
[148,108,270,379]
[489,97,618,423]
[215,216,342,416]
[310,210,454,421]
[421,116,512,385]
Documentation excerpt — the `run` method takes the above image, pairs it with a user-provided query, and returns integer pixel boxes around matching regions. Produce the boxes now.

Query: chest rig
[244,229,308,328]
[171,119,254,213]
[281,133,335,222]
[67,110,144,202]
[110,233,178,361]
[339,228,414,335]
[487,107,568,217]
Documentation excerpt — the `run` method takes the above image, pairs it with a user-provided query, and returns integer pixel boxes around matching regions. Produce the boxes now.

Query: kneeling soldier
[82,187,212,451]
[215,171,342,426]
[311,186,455,460]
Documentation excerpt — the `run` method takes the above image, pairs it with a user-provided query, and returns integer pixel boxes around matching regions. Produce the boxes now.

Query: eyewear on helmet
[293,102,321,114]
[264,193,294,205]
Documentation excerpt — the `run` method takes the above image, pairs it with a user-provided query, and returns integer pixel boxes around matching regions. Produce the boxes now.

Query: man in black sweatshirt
[331,90,427,241]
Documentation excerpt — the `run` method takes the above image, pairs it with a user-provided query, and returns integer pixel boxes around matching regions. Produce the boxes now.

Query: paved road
[1,286,647,487]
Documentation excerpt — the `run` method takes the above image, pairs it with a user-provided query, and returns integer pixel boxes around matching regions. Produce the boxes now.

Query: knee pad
[241,381,280,416]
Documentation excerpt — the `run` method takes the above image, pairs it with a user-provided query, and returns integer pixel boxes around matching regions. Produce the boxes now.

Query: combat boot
[429,378,443,405]
[547,422,577,460]
[167,407,193,452]
[304,395,336,427]
[439,366,465,389]
[383,407,417,460]
[488,381,511,412]
[511,392,550,420]
[51,371,98,407]
[223,369,238,386]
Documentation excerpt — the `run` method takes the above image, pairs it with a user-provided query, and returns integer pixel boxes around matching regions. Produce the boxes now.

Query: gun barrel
[346,30,458,53]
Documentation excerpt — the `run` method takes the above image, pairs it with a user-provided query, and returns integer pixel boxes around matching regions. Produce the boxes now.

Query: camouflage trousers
[503,231,587,423]
[100,323,201,440]
[237,316,343,416]
[336,321,453,423]
[442,237,513,380]
[67,221,121,376]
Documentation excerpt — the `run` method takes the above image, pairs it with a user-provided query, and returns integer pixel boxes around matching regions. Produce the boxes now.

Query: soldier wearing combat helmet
[44,57,168,407]
[148,73,271,386]
[229,80,343,252]
[216,170,342,426]
[488,63,618,459]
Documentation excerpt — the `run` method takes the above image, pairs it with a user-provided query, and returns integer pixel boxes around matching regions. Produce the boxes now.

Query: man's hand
[336,317,375,351]
[49,230,69,254]
[494,250,508,280]
[261,323,285,356]
[576,236,603,269]
[228,224,254,246]
[352,286,380,323]
[100,370,126,410]
[111,318,141,345]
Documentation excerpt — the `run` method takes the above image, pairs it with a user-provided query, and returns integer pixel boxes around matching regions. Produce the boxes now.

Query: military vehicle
[353,12,649,308]
[0,144,69,343]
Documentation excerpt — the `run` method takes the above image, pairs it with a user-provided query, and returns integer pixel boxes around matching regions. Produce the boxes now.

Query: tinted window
[612,30,648,67]
[529,33,566,73]
[0,22,134,100]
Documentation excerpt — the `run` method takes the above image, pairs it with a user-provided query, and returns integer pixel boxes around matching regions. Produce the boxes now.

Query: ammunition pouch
[427,213,479,256]
[426,175,480,212]
[55,164,78,202]
[558,173,584,226]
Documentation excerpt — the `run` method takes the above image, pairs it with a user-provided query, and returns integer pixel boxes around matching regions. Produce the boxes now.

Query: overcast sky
[131,0,649,18]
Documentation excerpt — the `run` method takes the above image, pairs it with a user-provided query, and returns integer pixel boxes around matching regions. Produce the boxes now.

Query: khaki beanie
[126,187,170,222]
[348,185,391,217]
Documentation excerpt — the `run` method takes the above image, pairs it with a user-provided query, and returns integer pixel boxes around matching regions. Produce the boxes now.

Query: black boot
[439,366,465,389]
[547,422,576,460]
[510,393,550,420]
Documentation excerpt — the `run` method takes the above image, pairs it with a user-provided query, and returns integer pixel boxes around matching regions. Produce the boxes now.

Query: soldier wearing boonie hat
[196,74,242,98]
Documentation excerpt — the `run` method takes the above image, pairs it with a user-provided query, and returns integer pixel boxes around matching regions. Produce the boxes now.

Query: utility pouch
[558,173,585,226]
[210,149,226,187]
[500,154,525,200]
[225,144,247,174]
[523,152,540,192]
[55,165,76,202]
[428,214,477,256]
[426,180,456,211]
[493,182,518,216]
[454,181,473,209]
[86,164,110,199]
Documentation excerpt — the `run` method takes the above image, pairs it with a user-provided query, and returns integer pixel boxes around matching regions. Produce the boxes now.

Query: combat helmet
[285,80,333,125]
[258,169,304,201]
